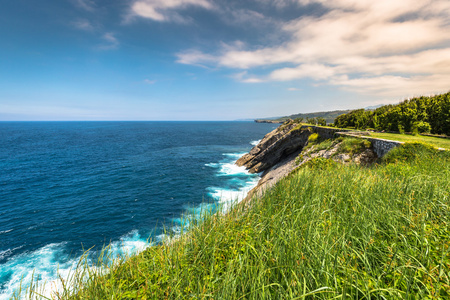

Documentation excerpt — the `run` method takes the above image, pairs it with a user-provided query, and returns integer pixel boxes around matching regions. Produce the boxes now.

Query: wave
[1,148,259,299]
[250,140,261,146]
[207,176,259,211]
[0,246,24,263]
[205,153,249,177]
[222,152,246,159]
[205,152,260,212]
[0,232,150,300]
[0,230,13,235]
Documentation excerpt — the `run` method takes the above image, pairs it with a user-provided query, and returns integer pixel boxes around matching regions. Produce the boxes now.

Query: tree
[317,117,326,126]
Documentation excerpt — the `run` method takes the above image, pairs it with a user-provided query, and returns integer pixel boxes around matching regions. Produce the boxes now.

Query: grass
[366,132,450,149]
[18,142,450,299]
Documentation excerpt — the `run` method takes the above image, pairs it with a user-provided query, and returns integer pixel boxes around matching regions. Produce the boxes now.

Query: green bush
[308,133,319,143]
[336,138,371,156]
[412,121,431,134]
[382,142,437,163]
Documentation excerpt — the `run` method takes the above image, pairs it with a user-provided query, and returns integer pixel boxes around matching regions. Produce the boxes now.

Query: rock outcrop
[254,120,284,124]
[238,122,380,203]
[236,121,312,173]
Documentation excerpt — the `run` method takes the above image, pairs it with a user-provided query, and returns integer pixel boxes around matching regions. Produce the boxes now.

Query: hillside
[19,124,450,299]
[255,109,353,124]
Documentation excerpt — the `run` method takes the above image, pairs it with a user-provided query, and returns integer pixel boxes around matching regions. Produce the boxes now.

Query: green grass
[335,138,371,156]
[367,132,450,149]
[19,143,450,299]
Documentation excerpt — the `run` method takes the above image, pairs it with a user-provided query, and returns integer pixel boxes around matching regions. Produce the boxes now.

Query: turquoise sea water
[0,121,276,298]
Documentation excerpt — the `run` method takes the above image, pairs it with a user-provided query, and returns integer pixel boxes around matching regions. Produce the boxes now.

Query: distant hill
[255,109,353,124]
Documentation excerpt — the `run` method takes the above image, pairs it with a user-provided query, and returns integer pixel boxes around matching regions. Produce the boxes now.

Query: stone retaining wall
[336,132,403,157]
[303,126,403,158]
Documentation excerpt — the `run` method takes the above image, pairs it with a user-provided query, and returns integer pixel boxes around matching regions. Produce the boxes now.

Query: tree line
[334,92,450,135]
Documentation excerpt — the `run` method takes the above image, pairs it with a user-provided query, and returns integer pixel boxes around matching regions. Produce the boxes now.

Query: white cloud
[98,33,119,50]
[177,0,450,98]
[72,0,95,11]
[72,19,94,31]
[269,64,336,81]
[144,79,157,84]
[130,0,212,22]
[176,50,217,67]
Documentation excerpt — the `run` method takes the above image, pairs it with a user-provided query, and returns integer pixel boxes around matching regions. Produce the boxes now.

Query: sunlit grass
[17,142,450,299]
[367,132,450,149]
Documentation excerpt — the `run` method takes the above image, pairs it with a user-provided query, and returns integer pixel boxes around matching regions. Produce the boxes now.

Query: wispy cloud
[177,0,450,98]
[72,19,95,31]
[130,0,212,22]
[72,0,96,12]
[97,33,119,50]
[144,79,156,84]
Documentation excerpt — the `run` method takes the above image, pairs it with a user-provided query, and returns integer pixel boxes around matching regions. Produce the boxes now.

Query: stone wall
[336,132,403,157]
[300,126,403,158]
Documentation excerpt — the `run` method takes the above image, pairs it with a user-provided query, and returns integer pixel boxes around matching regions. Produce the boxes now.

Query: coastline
[1,122,274,300]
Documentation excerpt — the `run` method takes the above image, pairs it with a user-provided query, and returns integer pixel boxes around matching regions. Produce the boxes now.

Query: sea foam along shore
[0,231,149,300]
[168,146,261,238]
[2,140,262,300]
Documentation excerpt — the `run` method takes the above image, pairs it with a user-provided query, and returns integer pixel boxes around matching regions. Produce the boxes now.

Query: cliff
[236,121,311,173]
[237,122,385,201]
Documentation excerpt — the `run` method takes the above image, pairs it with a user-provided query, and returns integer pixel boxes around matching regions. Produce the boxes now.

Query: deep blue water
[0,121,276,298]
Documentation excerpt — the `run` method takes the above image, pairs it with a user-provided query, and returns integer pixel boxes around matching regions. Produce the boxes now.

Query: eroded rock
[236,121,312,173]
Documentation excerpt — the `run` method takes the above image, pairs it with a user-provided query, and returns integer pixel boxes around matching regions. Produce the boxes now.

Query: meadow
[366,132,450,150]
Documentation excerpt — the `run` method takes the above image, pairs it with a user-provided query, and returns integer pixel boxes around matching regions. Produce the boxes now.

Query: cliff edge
[238,121,379,201]
[236,121,311,173]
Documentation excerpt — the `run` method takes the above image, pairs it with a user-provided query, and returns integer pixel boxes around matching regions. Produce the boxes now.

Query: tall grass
[19,143,450,299]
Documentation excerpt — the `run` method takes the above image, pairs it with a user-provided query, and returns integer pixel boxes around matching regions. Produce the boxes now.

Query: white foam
[250,140,261,146]
[105,231,149,259]
[0,246,23,262]
[0,243,75,300]
[204,151,261,212]
[0,231,151,300]
[0,229,13,235]
[222,152,246,159]
[208,177,260,212]
[204,163,219,168]
[217,163,249,176]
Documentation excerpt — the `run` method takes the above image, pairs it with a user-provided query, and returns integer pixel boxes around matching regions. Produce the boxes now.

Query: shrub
[308,133,319,143]
[336,138,372,156]
[301,156,337,170]
[412,121,431,134]
[306,117,317,125]
[316,117,326,126]
[382,142,436,163]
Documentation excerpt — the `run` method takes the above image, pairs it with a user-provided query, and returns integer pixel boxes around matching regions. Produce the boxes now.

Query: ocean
[0,121,276,299]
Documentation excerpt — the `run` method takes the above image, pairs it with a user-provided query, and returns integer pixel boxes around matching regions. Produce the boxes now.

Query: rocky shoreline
[236,121,381,202]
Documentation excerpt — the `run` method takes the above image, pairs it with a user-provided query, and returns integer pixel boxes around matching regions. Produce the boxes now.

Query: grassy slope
[34,142,450,300]
[367,132,450,149]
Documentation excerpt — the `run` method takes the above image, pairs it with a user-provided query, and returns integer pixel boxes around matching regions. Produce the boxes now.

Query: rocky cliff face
[236,122,312,173]
[237,122,379,202]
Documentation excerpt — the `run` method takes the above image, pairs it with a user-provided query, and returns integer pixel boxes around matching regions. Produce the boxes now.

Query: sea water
[0,121,275,299]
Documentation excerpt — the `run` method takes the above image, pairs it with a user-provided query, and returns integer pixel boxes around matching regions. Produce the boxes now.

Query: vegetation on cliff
[19,141,450,299]
[255,109,353,124]
[334,92,450,135]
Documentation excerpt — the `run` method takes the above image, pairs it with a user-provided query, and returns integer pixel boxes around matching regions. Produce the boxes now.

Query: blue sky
[1,0,449,121]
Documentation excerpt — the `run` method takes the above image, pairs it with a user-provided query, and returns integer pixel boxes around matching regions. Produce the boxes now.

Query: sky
[1,0,449,121]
